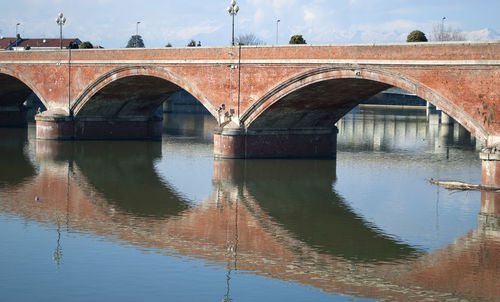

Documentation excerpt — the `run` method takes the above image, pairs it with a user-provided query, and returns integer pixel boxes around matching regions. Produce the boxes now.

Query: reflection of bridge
[0,43,499,183]
[1,138,499,301]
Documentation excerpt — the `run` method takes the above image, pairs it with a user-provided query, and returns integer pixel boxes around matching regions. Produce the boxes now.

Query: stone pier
[480,148,500,186]
[214,127,338,159]
[35,111,162,140]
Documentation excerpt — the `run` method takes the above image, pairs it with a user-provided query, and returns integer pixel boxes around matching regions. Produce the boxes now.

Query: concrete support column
[214,127,338,159]
[441,112,454,125]
[0,106,27,127]
[480,148,500,186]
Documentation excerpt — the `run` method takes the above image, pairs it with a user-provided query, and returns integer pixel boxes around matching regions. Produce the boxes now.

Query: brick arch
[0,66,48,109]
[71,66,217,118]
[242,67,488,144]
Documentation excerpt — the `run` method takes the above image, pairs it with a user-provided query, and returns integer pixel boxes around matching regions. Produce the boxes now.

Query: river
[0,106,498,301]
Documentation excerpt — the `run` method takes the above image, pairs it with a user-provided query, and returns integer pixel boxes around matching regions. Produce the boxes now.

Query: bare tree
[432,23,466,41]
[235,33,265,45]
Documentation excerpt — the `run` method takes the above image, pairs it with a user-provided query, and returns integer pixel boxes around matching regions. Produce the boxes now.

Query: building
[0,35,81,50]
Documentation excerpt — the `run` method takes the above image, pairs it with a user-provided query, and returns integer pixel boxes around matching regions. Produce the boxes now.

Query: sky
[1,0,499,48]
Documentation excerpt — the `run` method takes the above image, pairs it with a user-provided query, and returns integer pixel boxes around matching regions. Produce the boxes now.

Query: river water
[0,107,499,301]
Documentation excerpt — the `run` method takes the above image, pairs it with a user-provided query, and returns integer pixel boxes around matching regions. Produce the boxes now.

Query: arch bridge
[0,42,499,184]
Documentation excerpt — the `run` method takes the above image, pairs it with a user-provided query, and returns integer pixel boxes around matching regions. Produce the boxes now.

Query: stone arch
[71,66,217,118]
[241,66,488,144]
[0,66,48,109]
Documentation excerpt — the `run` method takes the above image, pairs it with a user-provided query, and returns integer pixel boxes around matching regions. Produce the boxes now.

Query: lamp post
[227,0,239,46]
[15,23,20,48]
[441,16,446,41]
[276,19,280,44]
[136,21,140,37]
[55,13,66,49]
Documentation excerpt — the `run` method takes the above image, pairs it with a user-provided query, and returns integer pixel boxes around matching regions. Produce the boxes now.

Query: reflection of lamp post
[276,19,280,44]
[227,0,239,46]
[55,13,67,49]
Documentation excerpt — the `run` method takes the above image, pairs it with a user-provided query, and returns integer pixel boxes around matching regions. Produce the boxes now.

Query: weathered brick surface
[0,42,499,145]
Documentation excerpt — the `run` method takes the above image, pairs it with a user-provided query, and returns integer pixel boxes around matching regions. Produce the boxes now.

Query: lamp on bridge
[55,13,66,49]
[227,0,239,46]
[276,19,280,45]
[15,23,20,49]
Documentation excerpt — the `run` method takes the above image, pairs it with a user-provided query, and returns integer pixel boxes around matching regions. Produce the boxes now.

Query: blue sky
[1,0,499,48]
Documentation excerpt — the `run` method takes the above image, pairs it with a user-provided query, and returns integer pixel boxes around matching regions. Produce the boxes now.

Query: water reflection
[0,128,35,187]
[0,109,499,301]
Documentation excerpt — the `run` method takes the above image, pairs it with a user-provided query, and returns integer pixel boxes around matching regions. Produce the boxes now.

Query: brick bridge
[0,42,499,184]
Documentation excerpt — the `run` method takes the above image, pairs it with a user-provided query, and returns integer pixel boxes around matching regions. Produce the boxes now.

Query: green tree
[165,42,172,47]
[126,35,145,48]
[79,41,94,49]
[289,34,306,44]
[406,30,428,42]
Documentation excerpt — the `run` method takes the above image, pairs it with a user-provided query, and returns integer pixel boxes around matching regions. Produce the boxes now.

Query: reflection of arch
[0,128,36,186]
[0,66,47,108]
[242,67,487,143]
[220,159,419,262]
[71,66,216,118]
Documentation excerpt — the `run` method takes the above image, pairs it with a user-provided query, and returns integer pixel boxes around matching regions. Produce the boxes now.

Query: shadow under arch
[0,66,48,109]
[241,67,487,144]
[218,159,420,262]
[71,66,217,119]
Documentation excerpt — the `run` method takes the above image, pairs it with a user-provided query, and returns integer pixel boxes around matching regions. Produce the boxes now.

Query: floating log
[429,178,500,192]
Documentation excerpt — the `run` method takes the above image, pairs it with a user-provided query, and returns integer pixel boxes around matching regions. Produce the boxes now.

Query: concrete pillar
[214,127,338,159]
[36,111,162,140]
[441,112,454,125]
[480,149,500,186]
[0,106,27,127]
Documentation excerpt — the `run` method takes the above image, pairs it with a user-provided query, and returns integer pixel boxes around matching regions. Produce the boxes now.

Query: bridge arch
[241,67,488,144]
[0,66,48,109]
[71,66,217,119]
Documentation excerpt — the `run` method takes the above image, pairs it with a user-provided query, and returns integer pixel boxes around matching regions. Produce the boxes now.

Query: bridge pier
[0,106,27,127]
[480,148,500,186]
[35,111,162,140]
[214,127,338,159]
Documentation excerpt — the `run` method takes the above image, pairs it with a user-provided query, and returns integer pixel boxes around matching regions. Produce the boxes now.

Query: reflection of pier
[1,140,499,301]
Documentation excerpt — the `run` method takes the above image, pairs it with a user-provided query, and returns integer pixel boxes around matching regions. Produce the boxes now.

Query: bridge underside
[0,74,33,127]
[215,79,390,159]
[37,76,182,140]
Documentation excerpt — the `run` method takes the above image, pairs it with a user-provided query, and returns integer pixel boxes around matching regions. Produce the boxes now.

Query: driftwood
[430,178,500,192]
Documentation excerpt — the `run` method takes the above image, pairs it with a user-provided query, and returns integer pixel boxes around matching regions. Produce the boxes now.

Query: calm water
[1,107,499,301]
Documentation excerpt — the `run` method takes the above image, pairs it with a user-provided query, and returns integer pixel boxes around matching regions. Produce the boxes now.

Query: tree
[406,30,428,42]
[79,41,94,49]
[289,34,306,44]
[187,40,196,47]
[432,23,466,41]
[235,33,265,45]
[126,35,145,48]
[165,42,172,47]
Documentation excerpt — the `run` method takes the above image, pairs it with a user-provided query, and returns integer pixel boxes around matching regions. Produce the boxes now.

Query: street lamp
[441,16,446,41]
[15,23,20,48]
[276,19,280,44]
[227,0,239,46]
[55,13,66,49]
[136,21,140,37]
